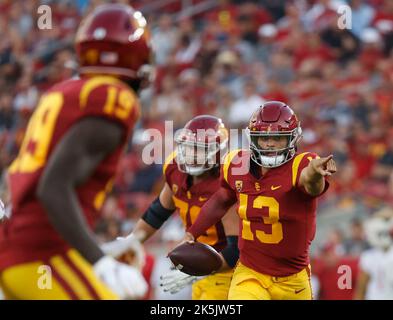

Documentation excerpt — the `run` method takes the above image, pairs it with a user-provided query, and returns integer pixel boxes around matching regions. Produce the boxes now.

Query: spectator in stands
[312,237,359,300]
[371,133,393,183]
[150,74,189,129]
[0,93,15,131]
[349,0,376,39]
[228,78,265,128]
[151,14,179,66]
[343,219,371,256]
[320,16,361,64]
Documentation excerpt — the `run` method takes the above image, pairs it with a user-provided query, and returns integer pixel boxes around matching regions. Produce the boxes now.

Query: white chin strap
[260,154,285,168]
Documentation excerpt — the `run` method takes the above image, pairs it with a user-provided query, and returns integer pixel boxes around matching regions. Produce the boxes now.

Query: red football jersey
[163,151,227,251]
[0,75,140,270]
[222,149,329,277]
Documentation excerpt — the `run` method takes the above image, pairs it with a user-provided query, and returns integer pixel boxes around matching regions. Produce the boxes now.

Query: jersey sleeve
[78,76,140,131]
[220,149,243,191]
[220,148,250,203]
[291,152,330,196]
[162,151,177,187]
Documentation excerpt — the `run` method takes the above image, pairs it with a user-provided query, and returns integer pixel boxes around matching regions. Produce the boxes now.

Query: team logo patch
[255,182,261,191]
[235,180,243,192]
[172,184,178,194]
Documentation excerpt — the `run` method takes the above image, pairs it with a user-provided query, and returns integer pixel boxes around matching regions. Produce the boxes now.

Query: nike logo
[295,288,306,294]
[199,196,208,202]
[271,185,282,191]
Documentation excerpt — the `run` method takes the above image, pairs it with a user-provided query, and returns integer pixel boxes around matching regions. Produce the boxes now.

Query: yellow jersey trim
[163,150,177,176]
[79,76,124,109]
[292,152,310,187]
[223,149,242,183]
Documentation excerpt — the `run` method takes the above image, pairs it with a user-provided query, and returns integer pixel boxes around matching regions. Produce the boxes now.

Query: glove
[93,256,148,300]
[101,233,145,270]
[160,268,201,294]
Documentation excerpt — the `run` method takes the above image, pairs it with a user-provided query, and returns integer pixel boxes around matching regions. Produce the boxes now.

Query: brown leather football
[168,242,223,276]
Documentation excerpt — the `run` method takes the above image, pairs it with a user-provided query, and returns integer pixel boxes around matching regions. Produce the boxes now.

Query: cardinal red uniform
[223,149,328,274]
[222,148,328,300]
[164,151,227,251]
[163,151,233,299]
[0,3,152,299]
[0,75,140,299]
[187,101,333,300]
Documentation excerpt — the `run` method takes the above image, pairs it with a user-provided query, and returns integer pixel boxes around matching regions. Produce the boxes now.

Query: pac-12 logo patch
[235,180,243,192]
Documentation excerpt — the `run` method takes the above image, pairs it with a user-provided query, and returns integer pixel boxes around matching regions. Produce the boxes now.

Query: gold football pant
[0,249,118,300]
[228,262,313,300]
[192,269,233,300]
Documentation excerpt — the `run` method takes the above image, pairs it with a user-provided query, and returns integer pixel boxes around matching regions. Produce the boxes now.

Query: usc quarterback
[0,4,152,300]
[127,115,239,299]
[187,101,337,300]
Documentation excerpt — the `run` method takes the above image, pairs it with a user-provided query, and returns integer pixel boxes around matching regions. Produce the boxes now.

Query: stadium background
[0,0,393,299]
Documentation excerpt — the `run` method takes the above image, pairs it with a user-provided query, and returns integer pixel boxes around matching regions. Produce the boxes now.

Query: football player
[0,4,152,300]
[186,101,337,300]
[126,115,239,300]
[354,208,393,300]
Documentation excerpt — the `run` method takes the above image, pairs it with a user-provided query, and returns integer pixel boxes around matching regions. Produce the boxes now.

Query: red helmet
[175,115,229,176]
[246,101,302,168]
[75,4,152,82]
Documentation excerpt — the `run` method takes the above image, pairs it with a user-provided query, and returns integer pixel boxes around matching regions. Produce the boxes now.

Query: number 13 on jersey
[238,193,283,244]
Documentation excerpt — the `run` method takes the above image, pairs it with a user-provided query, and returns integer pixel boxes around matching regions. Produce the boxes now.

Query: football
[168,242,223,276]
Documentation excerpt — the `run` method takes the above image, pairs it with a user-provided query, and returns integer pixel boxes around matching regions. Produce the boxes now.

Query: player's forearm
[138,196,175,240]
[187,188,236,239]
[132,219,158,243]
[300,165,325,196]
[37,183,104,264]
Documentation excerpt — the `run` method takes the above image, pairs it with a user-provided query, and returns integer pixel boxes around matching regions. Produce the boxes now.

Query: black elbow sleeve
[142,197,175,229]
[221,236,239,268]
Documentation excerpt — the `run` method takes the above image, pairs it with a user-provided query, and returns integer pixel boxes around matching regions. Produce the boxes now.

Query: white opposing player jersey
[359,246,393,300]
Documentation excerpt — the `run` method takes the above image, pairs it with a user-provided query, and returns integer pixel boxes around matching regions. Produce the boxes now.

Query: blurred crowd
[1,0,393,299]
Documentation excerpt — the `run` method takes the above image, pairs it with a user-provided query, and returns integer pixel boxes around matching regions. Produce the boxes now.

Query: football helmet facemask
[175,115,228,176]
[246,101,302,168]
